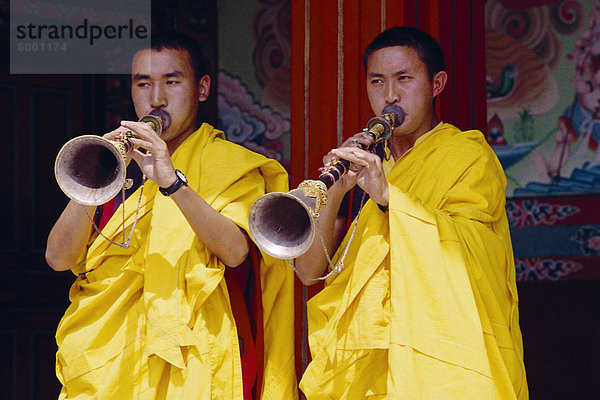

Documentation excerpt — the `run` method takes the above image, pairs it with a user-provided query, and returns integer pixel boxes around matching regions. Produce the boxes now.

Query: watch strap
[159,170,187,196]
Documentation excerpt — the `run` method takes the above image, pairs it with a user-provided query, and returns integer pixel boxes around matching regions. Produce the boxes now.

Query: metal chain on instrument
[287,191,366,281]
[82,177,147,249]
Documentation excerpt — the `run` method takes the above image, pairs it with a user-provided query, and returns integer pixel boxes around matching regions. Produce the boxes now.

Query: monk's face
[131,48,210,144]
[366,45,446,140]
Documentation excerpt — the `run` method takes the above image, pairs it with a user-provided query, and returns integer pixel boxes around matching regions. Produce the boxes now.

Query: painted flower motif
[586,235,600,251]
[572,226,600,256]
[515,257,583,281]
[506,199,579,227]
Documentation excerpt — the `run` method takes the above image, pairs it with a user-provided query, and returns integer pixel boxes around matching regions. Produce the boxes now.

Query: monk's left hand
[330,147,389,206]
[119,120,177,188]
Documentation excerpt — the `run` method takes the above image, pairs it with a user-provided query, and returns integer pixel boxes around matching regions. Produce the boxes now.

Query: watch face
[176,169,188,184]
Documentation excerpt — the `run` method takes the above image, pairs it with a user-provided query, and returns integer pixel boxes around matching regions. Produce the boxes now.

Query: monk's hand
[119,120,177,187]
[103,125,137,166]
[322,132,376,194]
[329,145,388,207]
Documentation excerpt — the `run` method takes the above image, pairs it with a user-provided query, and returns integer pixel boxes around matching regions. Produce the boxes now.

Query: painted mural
[218,72,290,167]
[485,0,600,197]
[485,0,600,282]
[217,0,291,171]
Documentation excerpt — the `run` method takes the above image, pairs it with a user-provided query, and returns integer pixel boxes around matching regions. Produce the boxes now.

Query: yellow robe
[56,124,298,399]
[300,123,528,399]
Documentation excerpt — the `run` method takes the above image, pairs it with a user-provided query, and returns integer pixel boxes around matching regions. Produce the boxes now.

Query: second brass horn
[249,104,404,259]
[54,109,171,206]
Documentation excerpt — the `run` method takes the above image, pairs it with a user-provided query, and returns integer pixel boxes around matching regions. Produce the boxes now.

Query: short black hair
[363,26,445,80]
[149,30,208,82]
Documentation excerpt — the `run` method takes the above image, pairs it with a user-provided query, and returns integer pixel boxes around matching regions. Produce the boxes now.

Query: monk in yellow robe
[46,31,297,399]
[295,27,528,399]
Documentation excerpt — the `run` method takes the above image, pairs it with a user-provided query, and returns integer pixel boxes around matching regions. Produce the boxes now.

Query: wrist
[159,171,178,188]
[329,179,351,196]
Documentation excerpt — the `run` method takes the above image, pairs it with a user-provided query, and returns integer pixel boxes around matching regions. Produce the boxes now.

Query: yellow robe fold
[300,123,528,399]
[56,123,297,399]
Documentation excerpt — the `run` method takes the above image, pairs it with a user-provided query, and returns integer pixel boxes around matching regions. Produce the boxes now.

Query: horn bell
[248,189,317,259]
[54,135,128,206]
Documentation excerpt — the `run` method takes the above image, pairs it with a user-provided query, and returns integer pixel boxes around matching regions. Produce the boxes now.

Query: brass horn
[54,109,171,206]
[249,104,404,259]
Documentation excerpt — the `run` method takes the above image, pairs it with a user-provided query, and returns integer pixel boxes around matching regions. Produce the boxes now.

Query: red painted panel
[307,1,324,178]
[452,0,475,130]
[342,0,363,141]
[290,0,306,186]
[317,0,340,167]
[471,0,487,132]
[385,0,405,29]
[438,0,455,125]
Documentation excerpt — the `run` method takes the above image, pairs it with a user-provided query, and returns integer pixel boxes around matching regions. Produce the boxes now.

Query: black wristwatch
[159,169,188,196]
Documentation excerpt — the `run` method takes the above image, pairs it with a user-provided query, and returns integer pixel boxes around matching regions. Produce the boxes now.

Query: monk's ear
[432,71,447,98]
[198,75,211,102]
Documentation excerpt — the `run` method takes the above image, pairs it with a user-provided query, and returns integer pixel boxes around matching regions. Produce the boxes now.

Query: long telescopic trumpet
[54,109,171,206]
[249,104,405,259]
